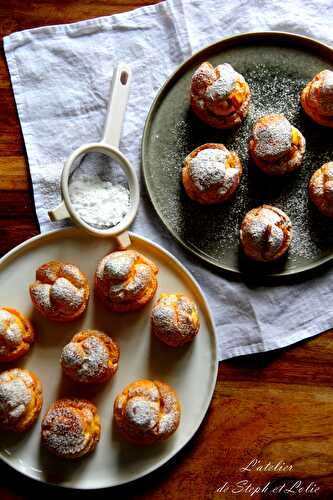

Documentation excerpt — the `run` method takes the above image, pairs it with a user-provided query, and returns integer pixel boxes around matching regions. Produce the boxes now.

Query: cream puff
[240,205,292,262]
[41,398,100,459]
[95,250,158,312]
[151,293,200,347]
[61,330,120,384]
[0,368,43,432]
[0,307,35,362]
[29,261,89,322]
[182,143,243,204]
[249,114,306,175]
[308,162,333,217]
[191,62,251,128]
[301,70,333,127]
[113,379,180,445]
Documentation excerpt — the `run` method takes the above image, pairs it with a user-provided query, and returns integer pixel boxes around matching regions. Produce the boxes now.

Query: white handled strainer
[48,63,139,249]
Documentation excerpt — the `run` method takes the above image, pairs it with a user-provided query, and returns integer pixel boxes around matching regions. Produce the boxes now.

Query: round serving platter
[142,32,333,276]
[0,228,217,489]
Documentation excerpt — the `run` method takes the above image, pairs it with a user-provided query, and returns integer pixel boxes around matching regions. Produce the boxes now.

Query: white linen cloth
[3,0,333,360]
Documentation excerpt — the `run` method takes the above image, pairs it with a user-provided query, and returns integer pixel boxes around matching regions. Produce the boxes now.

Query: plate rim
[0,227,218,490]
[141,30,333,278]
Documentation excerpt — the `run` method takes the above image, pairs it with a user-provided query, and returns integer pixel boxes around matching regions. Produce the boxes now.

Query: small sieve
[48,63,139,249]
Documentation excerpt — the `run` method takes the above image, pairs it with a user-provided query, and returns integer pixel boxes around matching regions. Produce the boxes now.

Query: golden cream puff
[0,368,43,432]
[41,398,100,459]
[113,379,180,445]
[191,62,251,128]
[61,330,120,384]
[240,205,292,262]
[29,261,89,322]
[301,70,333,127]
[95,250,158,312]
[0,307,35,362]
[182,143,243,204]
[151,293,199,347]
[309,162,333,217]
[249,114,306,175]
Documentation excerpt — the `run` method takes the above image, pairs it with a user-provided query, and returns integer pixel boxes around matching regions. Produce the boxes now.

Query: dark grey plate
[142,32,333,276]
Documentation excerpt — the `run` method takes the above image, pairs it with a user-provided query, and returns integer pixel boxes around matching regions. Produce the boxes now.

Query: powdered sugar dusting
[104,253,135,281]
[62,264,85,287]
[97,251,155,303]
[30,283,53,311]
[128,383,159,402]
[42,404,90,456]
[321,70,333,95]
[189,148,228,191]
[248,217,283,255]
[125,397,159,430]
[0,310,13,322]
[158,392,178,434]
[310,70,333,115]
[61,335,109,382]
[117,381,180,440]
[0,370,33,425]
[50,277,84,311]
[218,167,239,196]
[0,310,22,355]
[69,175,130,229]
[31,262,88,318]
[312,163,333,196]
[205,63,238,101]
[152,294,197,340]
[253,115,292,160]
[242,206,290,260]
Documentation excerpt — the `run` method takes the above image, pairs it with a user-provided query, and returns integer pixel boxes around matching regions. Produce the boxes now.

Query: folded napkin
[3,0,333,360]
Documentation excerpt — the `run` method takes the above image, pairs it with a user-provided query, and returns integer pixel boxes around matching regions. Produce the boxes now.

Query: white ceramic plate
[0,228,217,490]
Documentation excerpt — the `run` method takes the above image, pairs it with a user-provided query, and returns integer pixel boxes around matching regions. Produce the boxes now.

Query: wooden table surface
[1,1,333,498]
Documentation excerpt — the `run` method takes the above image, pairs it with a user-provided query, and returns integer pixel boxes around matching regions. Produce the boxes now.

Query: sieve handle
[48,201,70,221]
[115,230,131,249]
[102,63,132,149]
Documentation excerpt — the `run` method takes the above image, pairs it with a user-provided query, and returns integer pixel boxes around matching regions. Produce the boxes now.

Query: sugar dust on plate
[69,175,130,228]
